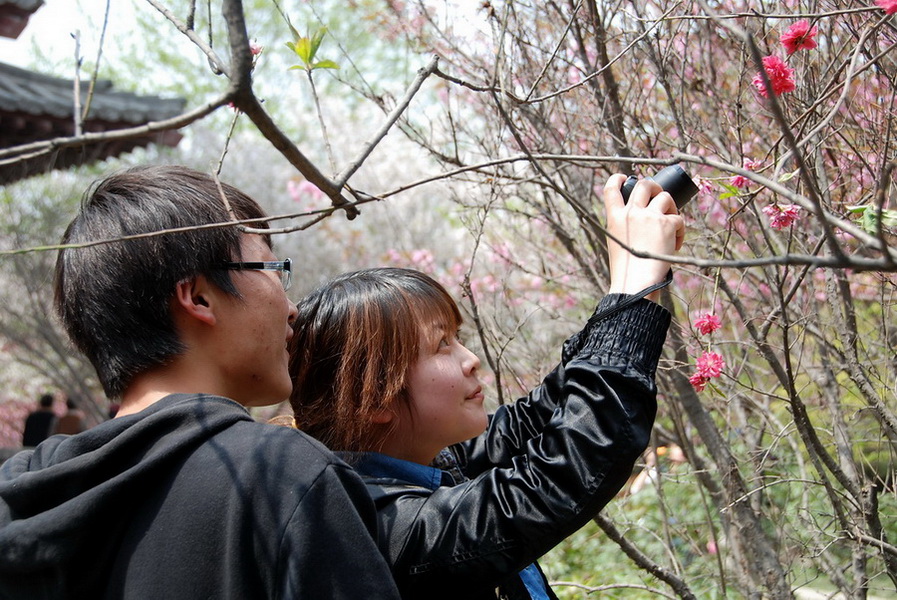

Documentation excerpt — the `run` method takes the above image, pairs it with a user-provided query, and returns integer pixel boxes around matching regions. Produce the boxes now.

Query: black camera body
[620,165,698,209]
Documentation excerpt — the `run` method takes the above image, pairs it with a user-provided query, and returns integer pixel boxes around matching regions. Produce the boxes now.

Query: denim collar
[340,451,457,489]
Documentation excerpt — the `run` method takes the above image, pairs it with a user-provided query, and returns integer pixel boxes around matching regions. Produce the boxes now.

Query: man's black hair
[54,166,270,399]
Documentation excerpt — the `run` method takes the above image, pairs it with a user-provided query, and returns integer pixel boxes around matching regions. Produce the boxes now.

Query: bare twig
[334,54,440,187]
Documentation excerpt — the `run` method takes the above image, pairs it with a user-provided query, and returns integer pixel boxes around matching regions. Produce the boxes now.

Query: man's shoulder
[211,417,346,471]
[139,394,347,477]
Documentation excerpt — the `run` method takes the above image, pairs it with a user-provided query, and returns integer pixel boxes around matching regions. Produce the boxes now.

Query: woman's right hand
[603,174,685,302]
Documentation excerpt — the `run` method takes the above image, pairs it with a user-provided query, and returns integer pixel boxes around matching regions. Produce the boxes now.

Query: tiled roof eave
[0,62,187,126]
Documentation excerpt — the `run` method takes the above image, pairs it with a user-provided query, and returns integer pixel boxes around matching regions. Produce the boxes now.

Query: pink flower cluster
[780,20,818,55]
[287,179,325,204]
[752,56,796,98]
[689,351,726,392]
[762,203,802,230]
[0,400,30,447]
[877,0,897,15]
[731,159,762,189]
[386,248,437,273]
[752,20,821,98]
[693,312,722,335]
[690,313,724,392]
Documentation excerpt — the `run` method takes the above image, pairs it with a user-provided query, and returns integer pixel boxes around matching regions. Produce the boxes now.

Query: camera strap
[586,268,673,326]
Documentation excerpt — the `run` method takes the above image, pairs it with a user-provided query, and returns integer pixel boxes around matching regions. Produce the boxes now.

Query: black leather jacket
[357,295,672,600]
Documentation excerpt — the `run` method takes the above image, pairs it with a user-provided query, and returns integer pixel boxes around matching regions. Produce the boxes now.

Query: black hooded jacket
[0,394,400,600]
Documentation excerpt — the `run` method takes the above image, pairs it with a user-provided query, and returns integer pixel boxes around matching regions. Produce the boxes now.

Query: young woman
[288,176,684,599]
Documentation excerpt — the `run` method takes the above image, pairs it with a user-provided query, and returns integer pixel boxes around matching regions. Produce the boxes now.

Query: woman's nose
[461,344,481,374]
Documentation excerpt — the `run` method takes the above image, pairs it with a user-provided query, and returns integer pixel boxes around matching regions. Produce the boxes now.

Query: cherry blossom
[693,312,722,335]
[731,159,763,188]
[696,351,726,378]
[752,56,796,98]
[876,0,897,15]
[689,373,709,392]
[287,179,325,204]
[731,175,749,188]
[690,351,726,392]
[780,20,818,55]
[762,203,802,230]
[696,177,714,196]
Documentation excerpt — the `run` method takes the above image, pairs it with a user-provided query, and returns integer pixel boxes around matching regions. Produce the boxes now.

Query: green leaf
[718,182,739,200]
[862,210,879,234]
[285,27,331,69]
[847,205,897,233]
[861,208,897,233]
[309,28,328,61]
[294,37,312,64]
[778,170,798,183]
[311,59,340,70]
[884,210,897,227]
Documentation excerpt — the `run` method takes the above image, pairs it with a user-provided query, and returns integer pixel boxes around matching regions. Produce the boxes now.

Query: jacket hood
[0,394,250,573]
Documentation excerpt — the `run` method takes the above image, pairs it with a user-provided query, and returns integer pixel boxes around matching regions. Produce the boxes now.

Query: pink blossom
[731,175,749,188]
[385,248,404,264]
[467,273,502,297]
[876,0,897,14]
[780,20,818,55]
[693,312,722,335]
[0,400,31,447]
[695,351,725,379]
[762,203,802,230]
[287,180,325,204]
[410,249,436,271]
[743,159,762,171]
[696,177,714,196]
[384,248,437,273]
[689,373,708,392]
[249,41,263,55]
[752,55,796,98]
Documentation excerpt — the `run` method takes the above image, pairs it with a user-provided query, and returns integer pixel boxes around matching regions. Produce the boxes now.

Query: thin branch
[81,0,112,121]
[334,54,440,188]
[145,0,231,77]
[72,30,83,137]
[523,1,581,102]
[593,513,697,599]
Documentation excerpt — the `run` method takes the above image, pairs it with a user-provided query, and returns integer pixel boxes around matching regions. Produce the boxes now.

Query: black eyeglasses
[217,259,292,291]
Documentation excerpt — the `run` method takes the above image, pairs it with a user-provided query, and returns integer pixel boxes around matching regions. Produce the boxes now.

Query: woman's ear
[173,276,217,326]
[369,406,395,425]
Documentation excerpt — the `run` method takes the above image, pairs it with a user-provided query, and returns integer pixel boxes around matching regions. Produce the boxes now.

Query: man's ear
[173,276,217,326]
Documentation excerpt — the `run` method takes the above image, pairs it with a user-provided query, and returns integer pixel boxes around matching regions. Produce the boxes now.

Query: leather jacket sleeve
[366,296,671,598]
[454,294,669,477]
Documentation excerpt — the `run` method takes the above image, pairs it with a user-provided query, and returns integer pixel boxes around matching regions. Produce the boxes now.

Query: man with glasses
[0,166,399,600]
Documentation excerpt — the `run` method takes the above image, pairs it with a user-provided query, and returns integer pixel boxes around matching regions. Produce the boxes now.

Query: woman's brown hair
[288,268,462,452]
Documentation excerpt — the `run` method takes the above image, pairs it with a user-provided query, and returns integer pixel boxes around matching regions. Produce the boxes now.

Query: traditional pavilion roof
[0,2,187,184]
[0,62,187,184]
